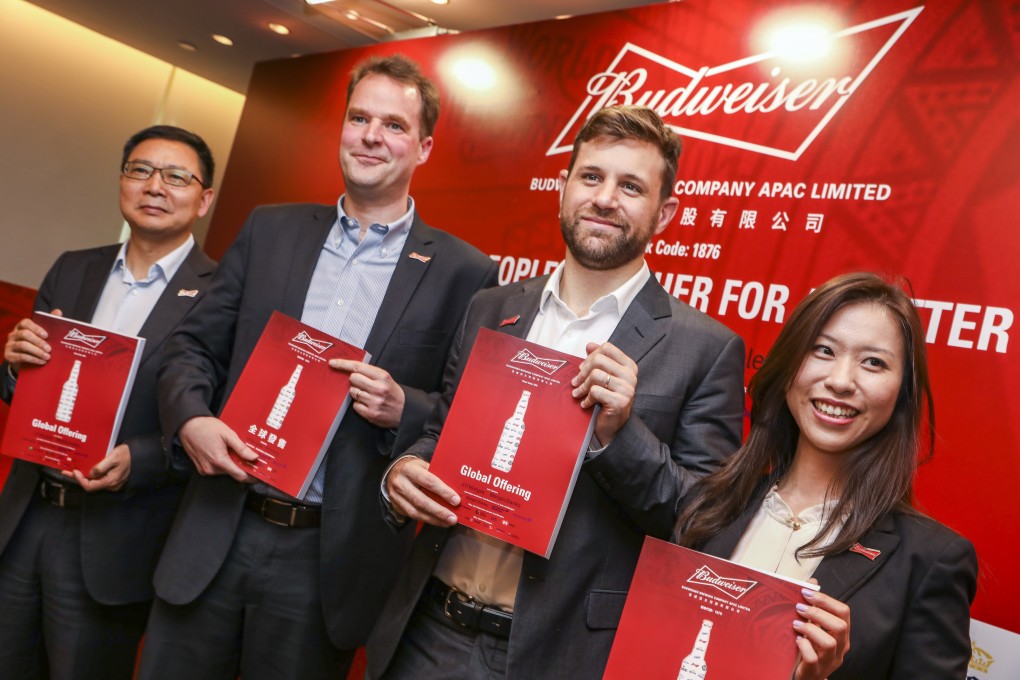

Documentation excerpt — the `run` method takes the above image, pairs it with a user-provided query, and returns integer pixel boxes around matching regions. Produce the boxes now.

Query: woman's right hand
[792,584,851,680]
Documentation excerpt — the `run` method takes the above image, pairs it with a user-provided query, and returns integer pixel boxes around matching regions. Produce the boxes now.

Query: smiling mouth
[813,400,859,418]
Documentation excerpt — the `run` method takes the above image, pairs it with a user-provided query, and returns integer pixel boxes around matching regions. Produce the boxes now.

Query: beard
[560,205,652,271]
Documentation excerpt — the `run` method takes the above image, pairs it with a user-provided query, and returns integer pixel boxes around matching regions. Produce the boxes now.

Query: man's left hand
[329,359,405,429]
[64,443,131,492]
[571,341,637,446]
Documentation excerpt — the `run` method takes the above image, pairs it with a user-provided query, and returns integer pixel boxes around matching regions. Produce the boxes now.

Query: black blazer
[366,274,747,679]
[154,203,498,649]
[698,483,978,679]
[0,243,215,605]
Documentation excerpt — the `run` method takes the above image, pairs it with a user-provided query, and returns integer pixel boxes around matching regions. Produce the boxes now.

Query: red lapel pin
[849,543,881,561]
[499,315,521,327]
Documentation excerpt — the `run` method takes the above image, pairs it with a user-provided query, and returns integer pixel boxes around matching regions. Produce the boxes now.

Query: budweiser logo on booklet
[63,328,107,350]
[509,348,568,375]
[548,7,923,160]
[290,331,334,355]
[687,565,759,601]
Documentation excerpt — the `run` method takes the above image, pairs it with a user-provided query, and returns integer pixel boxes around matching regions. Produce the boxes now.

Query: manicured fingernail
[792,620,804,628]
[801,588,816,599]
[796,603,808,613]
[450,495,460,505]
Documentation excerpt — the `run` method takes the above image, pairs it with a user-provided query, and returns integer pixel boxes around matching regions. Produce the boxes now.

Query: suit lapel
[281,205,335,319]
[811,514,900,600]
[70,248,119,322]
[700,496,762,558]
[363,215,434,358]
[136,245,215,365]
[606,277,671,364]
[494,281,544,339]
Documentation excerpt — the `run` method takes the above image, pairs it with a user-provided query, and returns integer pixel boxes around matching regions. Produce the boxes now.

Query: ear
[417,136,434,165]
[197,188,215,218]
[654,196,679,235]
[558,169,569,207]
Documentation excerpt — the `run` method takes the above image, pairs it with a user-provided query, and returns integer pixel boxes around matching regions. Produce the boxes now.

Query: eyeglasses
[122,161,207,188]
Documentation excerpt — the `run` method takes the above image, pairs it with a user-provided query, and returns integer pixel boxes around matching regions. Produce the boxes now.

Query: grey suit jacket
[366,274,746,679]
[698,482,977,680]
[0,243,215,604]
[154,203,498,649]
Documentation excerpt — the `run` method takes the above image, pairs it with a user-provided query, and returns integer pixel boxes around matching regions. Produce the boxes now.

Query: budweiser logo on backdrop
[63,328,107,349]
[509,349,567,375]
[687,565,758,601]
[291,331,334,354]
[548,7,923,161]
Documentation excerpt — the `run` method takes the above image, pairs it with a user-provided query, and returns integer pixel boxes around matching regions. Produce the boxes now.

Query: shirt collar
[335,195,415,248]
[539,260,651,319]
[115,234,194,284]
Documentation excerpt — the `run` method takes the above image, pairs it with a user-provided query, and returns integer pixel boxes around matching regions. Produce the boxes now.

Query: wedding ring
[353,388,361,402]
[604,375,611,390]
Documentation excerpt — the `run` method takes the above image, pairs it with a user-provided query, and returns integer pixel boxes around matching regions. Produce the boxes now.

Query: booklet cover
[604,537,819,680]
[1,312,145,473]
[219,311,368,500]
[427,327,597,558]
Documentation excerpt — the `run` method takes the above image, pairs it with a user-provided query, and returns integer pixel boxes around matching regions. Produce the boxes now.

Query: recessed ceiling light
[268,23,290,35]
[305,0,332,5]
[555,15,572,20]
[177,40,197,52]
[212,34,234,46]
[429,0,450,5]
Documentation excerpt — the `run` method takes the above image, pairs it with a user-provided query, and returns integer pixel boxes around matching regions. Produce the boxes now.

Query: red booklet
[219,311,368,500]
[427,328,597,558]
[604,537,819,680]
[1,312,144,473]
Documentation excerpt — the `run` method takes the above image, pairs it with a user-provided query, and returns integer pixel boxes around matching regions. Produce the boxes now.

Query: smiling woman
[674,272,978,680]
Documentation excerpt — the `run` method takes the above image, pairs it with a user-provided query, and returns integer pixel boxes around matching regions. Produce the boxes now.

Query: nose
[141,171,167,195]
[363,119,383,145]
[592,183,619,210]
[823,358,856,394]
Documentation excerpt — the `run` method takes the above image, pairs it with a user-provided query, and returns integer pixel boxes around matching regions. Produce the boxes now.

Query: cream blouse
[729,486,843,581]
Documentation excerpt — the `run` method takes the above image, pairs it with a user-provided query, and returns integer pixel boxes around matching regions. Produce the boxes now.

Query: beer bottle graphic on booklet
[267,365,302,430]
[491,390,531,473]
[678,619,713,680]
[56,359,81,423]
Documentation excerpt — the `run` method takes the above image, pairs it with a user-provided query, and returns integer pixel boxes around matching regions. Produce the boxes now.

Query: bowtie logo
[63,328,107,349]
[849,543,881,561]
[500,315,521,327]
[408,252,431,263]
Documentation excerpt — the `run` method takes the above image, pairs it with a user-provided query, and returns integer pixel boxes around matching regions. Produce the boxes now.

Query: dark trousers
[0,494,149,680]
[382,589,509,680]
[137,508,353,680]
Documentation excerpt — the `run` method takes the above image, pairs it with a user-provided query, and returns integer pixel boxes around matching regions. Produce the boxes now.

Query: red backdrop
[2,0,1016,637]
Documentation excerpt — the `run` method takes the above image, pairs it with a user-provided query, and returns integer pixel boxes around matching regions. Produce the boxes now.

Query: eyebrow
[128,158,191,171]
[818,333,897,356]
[576,164,648,186]
[347,107,411,128]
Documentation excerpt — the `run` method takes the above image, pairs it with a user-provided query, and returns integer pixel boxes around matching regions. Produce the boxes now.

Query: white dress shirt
[432,262,652,611]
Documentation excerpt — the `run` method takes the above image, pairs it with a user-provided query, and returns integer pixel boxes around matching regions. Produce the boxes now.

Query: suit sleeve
[887,532,978,679]
[584,330,746,537]
[158,213,253,441]
[0,252,66,404]
[384,259,498,459]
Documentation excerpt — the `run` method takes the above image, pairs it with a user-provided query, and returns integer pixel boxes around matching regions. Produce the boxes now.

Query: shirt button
[131,290,139,296]
[337,299,344,306]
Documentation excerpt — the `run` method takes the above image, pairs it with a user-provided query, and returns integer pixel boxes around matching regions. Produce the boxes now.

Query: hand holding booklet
[217,311,368,500]
[604,537,819,680]
[1,311,144,473]
[425,328,598,558]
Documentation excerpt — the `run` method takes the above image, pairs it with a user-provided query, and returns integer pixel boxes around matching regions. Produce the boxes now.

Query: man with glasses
[138,55,497,679]
[0,125,217,679]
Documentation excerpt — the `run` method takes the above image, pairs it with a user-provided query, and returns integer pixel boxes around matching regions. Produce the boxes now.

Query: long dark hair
[675,272,934,558]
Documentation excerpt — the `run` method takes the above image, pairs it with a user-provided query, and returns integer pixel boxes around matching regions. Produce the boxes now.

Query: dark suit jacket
[155,203,498,649]
[366,274,746,679]
[697,483,978,680]
[0,243,215,605]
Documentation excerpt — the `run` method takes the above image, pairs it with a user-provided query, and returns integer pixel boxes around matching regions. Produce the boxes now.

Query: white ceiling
[28,0,668,93]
